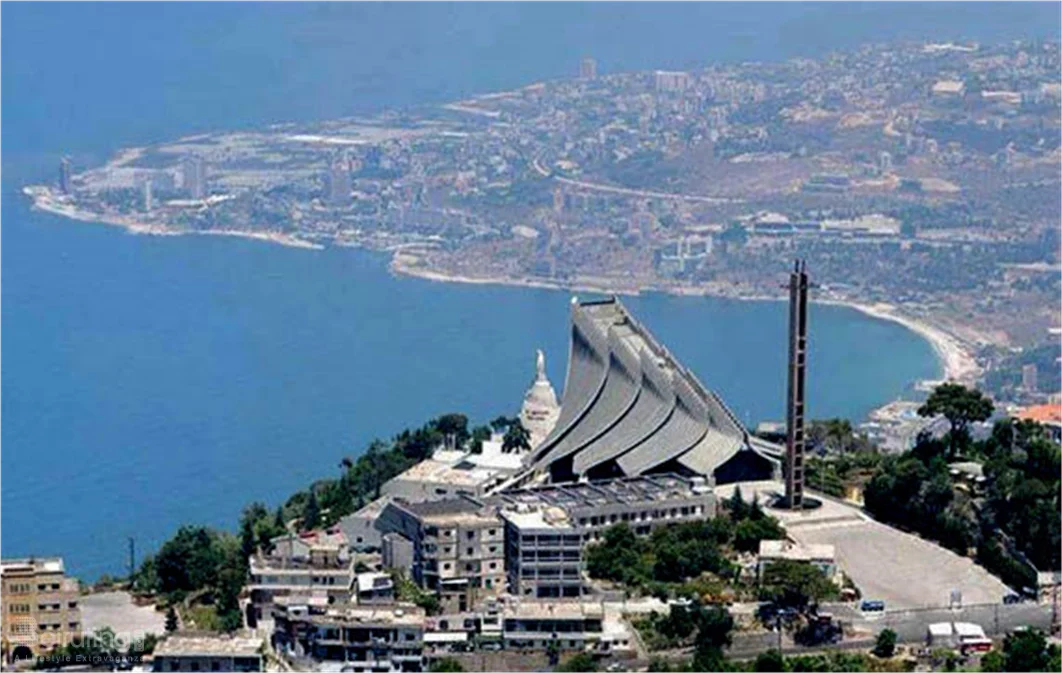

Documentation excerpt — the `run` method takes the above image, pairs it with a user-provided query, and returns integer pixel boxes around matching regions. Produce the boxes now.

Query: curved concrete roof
[533,298,782,482]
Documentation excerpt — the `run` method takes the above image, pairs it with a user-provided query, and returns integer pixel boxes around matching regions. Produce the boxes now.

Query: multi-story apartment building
[497,475,716,598]
[272,601,425,672]
[500,507,584,599]
[247,529,355,620]
[151,634,263,672]
[496,474,717,543]
[375,498,506,613]
[1,557,82,664]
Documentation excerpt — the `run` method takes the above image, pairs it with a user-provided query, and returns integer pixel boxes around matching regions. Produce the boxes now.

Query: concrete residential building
[375,498,506,613]
[1,557,82,664]
[339,496,394,553]
[381,445,522,503]
[247,529,355,620]
[501,601,605,652]
[151,634,263,672]
[497,474,717,541]
[497,474,716,597]
[273,602,425,672]
[355,572,396,605]
[501,507,584,599]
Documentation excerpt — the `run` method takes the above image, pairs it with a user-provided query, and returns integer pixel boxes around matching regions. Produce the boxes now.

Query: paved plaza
[717,481,1011,610]
[80,591,166,642]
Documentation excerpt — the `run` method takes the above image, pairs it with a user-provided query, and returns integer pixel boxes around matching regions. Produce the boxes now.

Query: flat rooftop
[399,497,499,526]
[154,634,263,658]
[499,505,572,531]
[497,474,710,510]
[503,601,604,620]
[312,604,426,628]
[1,557,65,575]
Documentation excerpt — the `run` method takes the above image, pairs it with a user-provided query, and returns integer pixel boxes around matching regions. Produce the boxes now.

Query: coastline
[24,185,979,388]
[388,253,980,385]
[24,186,323,251]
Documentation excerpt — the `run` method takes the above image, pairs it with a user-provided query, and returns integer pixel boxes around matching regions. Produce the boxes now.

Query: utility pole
[128,537,136,583]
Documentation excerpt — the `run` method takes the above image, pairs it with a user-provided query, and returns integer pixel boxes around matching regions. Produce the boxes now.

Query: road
[530,151,739,204]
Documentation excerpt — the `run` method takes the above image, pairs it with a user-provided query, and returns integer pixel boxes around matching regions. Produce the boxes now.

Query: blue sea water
[2,3,1056,579]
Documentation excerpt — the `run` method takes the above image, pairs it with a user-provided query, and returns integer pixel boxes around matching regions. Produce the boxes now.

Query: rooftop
[399,497,499,526]
[496,474,711,511]
[503,601,604,620]
[311,604,426,628]
[154,634,263,659]
[1013,403,1062,426]
[499,505,572,531]
[0,557,66,575]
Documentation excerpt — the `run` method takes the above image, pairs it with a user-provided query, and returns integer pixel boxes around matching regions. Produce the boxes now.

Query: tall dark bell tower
[785,260,809,509]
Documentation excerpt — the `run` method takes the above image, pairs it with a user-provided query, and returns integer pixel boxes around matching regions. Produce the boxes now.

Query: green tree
[980,649,1004,672]
[873,628,897,658]
[558,652,597,672]
[692,606,734,671]
[918,383,994,458]
[760,560,839,611]
[164,606,178,633]
[754,649,785,672]
[1002,629,1052,672]
[302,489,321,530]
[430,657,464,672]
[502,420,532,453]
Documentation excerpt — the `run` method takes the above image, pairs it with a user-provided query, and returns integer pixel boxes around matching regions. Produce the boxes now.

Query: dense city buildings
[0,557,81,664]
[29,38,1061,378]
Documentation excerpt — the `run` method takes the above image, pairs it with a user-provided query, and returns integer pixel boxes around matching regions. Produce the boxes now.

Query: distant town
[9,36,1062,673]
[25,38,1062,410]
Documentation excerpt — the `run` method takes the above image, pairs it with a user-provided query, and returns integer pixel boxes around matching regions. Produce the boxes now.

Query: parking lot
[717,481,1011,610]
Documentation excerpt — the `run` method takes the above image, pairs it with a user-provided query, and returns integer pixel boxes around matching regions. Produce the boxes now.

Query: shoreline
[24,187,324,251]
[389,254,981,385]
[24,185,979,387]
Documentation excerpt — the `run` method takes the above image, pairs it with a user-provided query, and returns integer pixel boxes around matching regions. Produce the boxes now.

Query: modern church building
[528,297,782,484]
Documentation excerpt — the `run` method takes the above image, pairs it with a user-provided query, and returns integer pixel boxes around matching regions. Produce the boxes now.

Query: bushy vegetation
[585,487,783,597]
[650,648,911,672]
[864,386,1060,590]
[131,413,476,631]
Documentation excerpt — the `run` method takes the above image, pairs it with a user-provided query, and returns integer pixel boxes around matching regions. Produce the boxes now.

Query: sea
[3,2,1057,579]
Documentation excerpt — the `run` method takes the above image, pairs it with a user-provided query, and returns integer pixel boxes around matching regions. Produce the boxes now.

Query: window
[466,547,474,556]
[489,562,497,570]
[9,603,30,614]
[443,563,451,570]
[466,531,475,540]
[488,529,497,536]
[488,546,497,553]
[68,623,79,630]
[68,602,77,609]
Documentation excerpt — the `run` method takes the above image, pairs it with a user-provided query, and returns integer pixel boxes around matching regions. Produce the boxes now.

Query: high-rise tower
[785,260,809,509]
